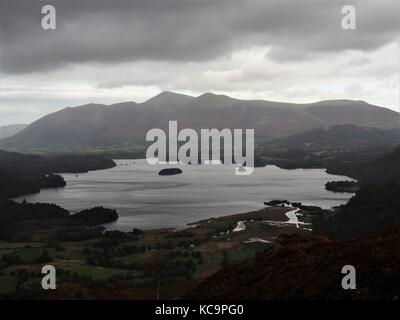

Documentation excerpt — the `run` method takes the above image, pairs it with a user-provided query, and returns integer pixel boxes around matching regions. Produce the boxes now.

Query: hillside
[303,100,399,129]
[313,147,400,239]
[325,145,400,182]
[184,228,400,300]
[313,180,400,239]
[269,124,400,151]
[1,92,398,150]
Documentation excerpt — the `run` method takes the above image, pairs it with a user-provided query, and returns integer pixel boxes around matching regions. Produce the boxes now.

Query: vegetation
[69,207,118,227]
[0,150,115,199]
[0,198,291,298]
[1,141,400,299]
[0,149,282,299]
[325,180,360,193]
[313,146,400,239]
[183,146,400,299]
[0,200,118,241]
[184,228,400,300]
[314,181,400,239]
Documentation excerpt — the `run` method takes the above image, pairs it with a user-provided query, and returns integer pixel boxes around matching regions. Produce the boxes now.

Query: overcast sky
[0,0,399,126]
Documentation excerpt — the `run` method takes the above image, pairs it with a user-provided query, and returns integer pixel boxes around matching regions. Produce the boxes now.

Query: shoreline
[163,204,312,245]
[10,157,354,233]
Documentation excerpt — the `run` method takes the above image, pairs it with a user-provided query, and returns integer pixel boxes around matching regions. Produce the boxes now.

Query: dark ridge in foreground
[184,228,400,300]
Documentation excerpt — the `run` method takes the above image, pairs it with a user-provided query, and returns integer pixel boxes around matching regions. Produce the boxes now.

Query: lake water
[15,159,354,231]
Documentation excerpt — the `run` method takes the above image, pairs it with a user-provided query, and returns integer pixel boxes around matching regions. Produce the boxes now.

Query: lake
[15,159,355,231]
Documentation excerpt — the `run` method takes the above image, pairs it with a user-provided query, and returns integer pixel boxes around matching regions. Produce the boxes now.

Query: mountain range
[1,92,399,150]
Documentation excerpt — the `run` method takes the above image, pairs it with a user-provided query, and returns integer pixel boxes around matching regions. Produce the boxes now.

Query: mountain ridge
[1,92,398,150]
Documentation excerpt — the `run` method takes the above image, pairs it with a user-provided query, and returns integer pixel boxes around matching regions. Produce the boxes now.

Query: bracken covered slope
[184,229,400,300]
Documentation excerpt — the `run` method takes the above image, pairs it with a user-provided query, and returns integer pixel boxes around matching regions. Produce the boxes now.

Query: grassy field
[0,275,18,295]
[0,242,47,250]
[13,247,60,264]
[76,266,129,280]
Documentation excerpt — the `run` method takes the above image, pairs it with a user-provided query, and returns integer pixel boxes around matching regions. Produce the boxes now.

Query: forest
[0,150,115,199]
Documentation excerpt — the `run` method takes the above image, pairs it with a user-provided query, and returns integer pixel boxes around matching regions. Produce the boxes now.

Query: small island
[158,168,183,176]
[325,180,360,193]
[264,199,290,206]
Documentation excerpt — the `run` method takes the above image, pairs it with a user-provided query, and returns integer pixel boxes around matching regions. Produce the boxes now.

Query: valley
[0,93,399,300]
[1,0,398,304]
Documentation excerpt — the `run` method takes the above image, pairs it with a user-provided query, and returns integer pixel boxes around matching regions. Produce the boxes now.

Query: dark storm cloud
[0,0,398,74]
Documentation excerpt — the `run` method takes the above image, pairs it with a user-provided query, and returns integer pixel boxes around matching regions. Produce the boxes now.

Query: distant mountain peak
[197,92,219,98]
[312,99,371,106]
[197,92,233,99]
[145,91,194,104]
[195,92,238,107]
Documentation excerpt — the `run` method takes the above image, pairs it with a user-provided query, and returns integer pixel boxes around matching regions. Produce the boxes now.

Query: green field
[0,276,18,295]
[13,247,61,264]
[0,242,47,250]
[76,266,129,280]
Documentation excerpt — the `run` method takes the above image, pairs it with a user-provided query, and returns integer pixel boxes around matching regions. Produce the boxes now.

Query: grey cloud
[0,0,398,74]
